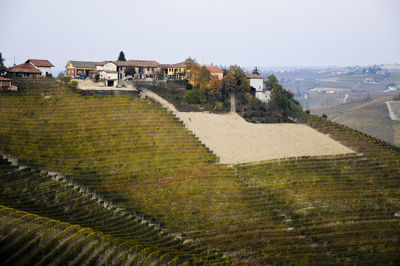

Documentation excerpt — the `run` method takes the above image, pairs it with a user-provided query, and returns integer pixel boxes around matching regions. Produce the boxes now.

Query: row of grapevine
[235,116,400,264]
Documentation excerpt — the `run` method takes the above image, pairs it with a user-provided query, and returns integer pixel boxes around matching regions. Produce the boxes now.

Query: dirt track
[142,90,354,164]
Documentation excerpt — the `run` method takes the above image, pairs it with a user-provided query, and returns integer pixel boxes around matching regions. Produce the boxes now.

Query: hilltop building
[66,61,99,78]
[0,77,12,90]
[247,73,264,92]
[116,60,161,81]
[95,61,118,87]
[7,62,42,78]
[162,62,187,80]
[247,73,270,102]
[26,59,54,77]
[206,66,224,80]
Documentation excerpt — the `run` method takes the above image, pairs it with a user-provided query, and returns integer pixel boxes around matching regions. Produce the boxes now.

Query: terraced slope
[236,116,400,264]
[236,154,400,264]
[0,80,399,264]
[0,156,228,264]
[0,205,207,265]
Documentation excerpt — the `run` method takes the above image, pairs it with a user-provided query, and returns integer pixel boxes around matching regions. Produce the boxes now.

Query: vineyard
[0,79,399,264]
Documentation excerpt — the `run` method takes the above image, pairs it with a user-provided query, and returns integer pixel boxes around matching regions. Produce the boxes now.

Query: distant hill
[311,97,400,146]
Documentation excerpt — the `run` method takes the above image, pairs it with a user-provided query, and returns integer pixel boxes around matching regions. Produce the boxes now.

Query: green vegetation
[0,79,399,264]
[311,97,400,147]
[184,88,207,104]
[237,75,305,123]
[118,51,126,61]
[154,64,305,123]
[0,204,209,265]
[0,52,6,76]
[393,93,400,101]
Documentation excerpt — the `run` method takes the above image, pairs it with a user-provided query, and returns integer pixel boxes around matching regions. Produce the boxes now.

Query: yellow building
[162,62,187,80]
[66,61,98,78]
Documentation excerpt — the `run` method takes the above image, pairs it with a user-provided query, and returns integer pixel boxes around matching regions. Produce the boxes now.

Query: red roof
[206,66,223,73]
[26,59,54,67]
[0,76,11,81]
[7,63,42,74]
[247,73,263,79]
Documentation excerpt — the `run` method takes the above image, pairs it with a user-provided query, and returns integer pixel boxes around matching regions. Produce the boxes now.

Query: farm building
[206,66,224,80]
[26,59,54,77]
[116,60,161,81]
[96,61,118,87]
[162,62,187,80]
[247,73,264,92]
[7,62,42,78]
[66,61,99,78]
[0,77,11,90]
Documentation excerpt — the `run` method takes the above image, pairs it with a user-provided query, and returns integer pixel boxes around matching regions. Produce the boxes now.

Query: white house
[96,61,118,87]
[26,59,54,77]
[247,73,271,102]
[247,73,264,92]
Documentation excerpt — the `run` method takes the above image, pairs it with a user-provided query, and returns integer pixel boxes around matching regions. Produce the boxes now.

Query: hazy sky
[1,0,399,73]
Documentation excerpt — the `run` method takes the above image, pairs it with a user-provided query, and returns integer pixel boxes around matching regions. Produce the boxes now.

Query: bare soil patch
[143,89,354,164]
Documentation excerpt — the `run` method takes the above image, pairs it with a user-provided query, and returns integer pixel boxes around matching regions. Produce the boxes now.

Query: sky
[1,0,399,74]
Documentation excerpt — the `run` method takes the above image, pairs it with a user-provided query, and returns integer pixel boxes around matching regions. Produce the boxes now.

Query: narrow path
[386,101,400,121]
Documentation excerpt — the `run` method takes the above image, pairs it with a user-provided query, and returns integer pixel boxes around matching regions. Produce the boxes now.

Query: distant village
[1,54,269,102]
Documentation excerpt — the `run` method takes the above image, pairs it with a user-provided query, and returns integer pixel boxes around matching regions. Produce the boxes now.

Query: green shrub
[184,88,206,104]
[214,101,223,111]
[186,83,193,90]
[60,76,71,85]
[68,81,79,89]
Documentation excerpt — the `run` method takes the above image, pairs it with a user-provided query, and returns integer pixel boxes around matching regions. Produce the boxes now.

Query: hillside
[0,79,399,264]
[311,97,400,146]
[142,89,352,164]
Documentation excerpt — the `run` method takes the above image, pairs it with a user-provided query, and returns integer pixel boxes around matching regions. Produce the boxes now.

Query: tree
[208,76,222,93]
[118,51,126,61]
[184,88,207,104]
[126,66,135,76]
[252,66,260,75]
[264,74,279,91]
[184,57,198,69]
[221,65,250,94]
[184,57,200,84]
[155,70,164,80]
[198,66,211,90]
[267,74,303,119]
[0,53,6,76]
[57,71,66,78]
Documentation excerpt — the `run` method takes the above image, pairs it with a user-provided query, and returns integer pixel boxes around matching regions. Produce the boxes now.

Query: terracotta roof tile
[247,73,263,79]
[0,76,11,81]
[27,59,54,67]
[206,66,223,73]
[7,63,42,74]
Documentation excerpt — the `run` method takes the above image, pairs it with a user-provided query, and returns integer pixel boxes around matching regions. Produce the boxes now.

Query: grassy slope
[0,82,321,263]
[311,97,400,147]
[0,80,399,264]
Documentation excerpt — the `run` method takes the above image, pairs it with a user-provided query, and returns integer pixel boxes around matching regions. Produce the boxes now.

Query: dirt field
[142,90,354,164]
[386,101,400,121]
